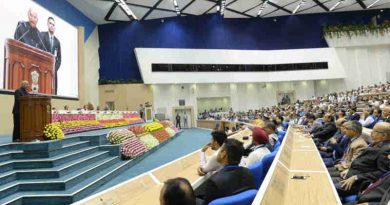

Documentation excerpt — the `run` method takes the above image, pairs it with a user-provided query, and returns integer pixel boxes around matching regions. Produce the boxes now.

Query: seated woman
[241,127,270,167]
[198,131,227,176]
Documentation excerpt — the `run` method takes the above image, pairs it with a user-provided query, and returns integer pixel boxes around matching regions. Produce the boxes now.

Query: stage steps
[0,134,134,205]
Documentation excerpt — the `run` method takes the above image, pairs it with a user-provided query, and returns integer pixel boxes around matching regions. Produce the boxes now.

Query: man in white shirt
[198,131,227,176]
[242,127,270,167]
[359,108,375,128]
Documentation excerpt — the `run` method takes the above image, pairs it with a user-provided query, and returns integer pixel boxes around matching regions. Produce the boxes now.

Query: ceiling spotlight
[367,0,381,8]
[220,0,226,16]
[257,0,269,17]
[173,0,181,16]
[293,0,306,14]
[329,0,344,11]
[115,0,137,20]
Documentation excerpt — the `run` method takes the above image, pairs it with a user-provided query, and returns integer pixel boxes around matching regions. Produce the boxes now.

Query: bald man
[14,8,46,50]
[160,178,195,205]
[333,122,390,197]
[12,81,30,142]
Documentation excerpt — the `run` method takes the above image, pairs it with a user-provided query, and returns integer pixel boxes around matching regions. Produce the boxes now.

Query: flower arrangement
[165,127,176,137]
[170,126,180,133]
[139,134,160,149]
[121,138,149,159]
[151,129,171,143]
[143,122,164,132]
[323,21,390,39]
[128,126,147,136]
[106,129,136,144]
[125,117,144,125]
[43,123,65,140]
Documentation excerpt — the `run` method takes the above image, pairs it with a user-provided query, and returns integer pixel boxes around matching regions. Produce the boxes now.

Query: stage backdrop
[0,0,78,98]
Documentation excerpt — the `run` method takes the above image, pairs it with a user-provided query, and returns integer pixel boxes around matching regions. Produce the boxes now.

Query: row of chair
[209,129,286,205]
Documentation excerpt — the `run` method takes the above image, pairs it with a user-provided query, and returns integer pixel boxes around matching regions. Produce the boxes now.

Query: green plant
[323,22,390,39]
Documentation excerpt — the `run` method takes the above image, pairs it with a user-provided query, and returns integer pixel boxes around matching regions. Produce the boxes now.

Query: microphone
[36,30,48,52]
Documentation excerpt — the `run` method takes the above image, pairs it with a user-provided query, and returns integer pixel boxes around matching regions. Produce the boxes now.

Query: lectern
[4,38,55,94]
[19,96,51,142]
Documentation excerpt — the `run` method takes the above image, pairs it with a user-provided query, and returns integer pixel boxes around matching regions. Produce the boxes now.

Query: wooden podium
[4,38,55,94]
[20,96,51,142]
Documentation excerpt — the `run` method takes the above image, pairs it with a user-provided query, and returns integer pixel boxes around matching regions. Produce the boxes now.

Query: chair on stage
[248,160,266,189]
[208,189,258,205]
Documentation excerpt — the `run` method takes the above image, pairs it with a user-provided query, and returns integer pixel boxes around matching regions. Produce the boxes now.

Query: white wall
[135,48,346,84]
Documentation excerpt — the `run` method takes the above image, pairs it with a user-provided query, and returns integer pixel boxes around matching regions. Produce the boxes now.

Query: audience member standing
[176,113,181,129]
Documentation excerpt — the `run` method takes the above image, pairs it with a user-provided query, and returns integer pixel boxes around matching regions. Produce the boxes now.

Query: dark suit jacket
[358,173,390,205]
[195,166,255,205]
[14,21,45,50]
[348,113,360,121]
[41,32,61,71]
[347,140,390,183]
[313,122,338,142]
[12,87,29,114]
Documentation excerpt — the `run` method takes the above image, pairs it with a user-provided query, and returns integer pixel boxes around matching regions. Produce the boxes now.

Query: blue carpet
[90,128,211,195]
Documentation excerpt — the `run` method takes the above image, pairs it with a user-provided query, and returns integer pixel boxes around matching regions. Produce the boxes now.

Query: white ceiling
[67,0,390,24]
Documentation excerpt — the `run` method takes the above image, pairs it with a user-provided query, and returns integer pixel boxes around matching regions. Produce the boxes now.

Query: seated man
[198,131,227,176]
[195,139,255,205]
[312,113,338,144]
[160,177,196,205]
[359,108,375,128]
[263,120,278,149]
[242,127,270,167]
[332,122,390,197]
[328,121,368,177]
[344,159,390,205]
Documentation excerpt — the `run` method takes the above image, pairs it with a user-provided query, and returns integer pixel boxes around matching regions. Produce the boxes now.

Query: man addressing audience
[14,8,46,50]
[328,121,368,177]
[195,138,255,205]
[332,122,390,198]
[160,178,195,205]
[12,81,30,142]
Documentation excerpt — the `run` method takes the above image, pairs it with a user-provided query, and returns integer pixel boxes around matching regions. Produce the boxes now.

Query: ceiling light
[220,0,226,16]
[293,0,305,14]
[257,0,269,17]
[367,0,381,8]
[114,0,137,20]
[329,0,344,11]
[173,0,181,16]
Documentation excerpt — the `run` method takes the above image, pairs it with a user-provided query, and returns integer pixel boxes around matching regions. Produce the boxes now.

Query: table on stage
[251,125,342,205]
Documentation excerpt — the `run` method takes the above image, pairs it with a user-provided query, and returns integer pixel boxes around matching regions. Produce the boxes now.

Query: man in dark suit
[13,81,30,142]
[344,155,390,205]
[333,122,390,197]
[348,107,360,121]
[41,17,61,95]
[14,8,46,50]
[312,113,338,144]
[195,138,255,205]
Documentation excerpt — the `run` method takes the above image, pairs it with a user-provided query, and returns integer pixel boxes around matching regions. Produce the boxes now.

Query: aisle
[90,128,211,195]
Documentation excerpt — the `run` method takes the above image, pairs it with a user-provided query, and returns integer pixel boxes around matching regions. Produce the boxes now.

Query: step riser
[22,196,72,205]
[0,174,16,187]
[59,152,110,178]
[65,157,119,189]
[0,163,14,174]
[52,147,99,167]
[73,161,132,202]
[49,142,90,158]
[0,185,18,200]
[0,154,11,162]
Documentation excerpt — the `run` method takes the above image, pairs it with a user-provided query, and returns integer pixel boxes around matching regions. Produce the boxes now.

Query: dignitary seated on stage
[328,121,368,176]
[241,127,270,167]
[198,131,227,176]
[332,122,390,198]
[160,178,196,205]
[195,139,255,205]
